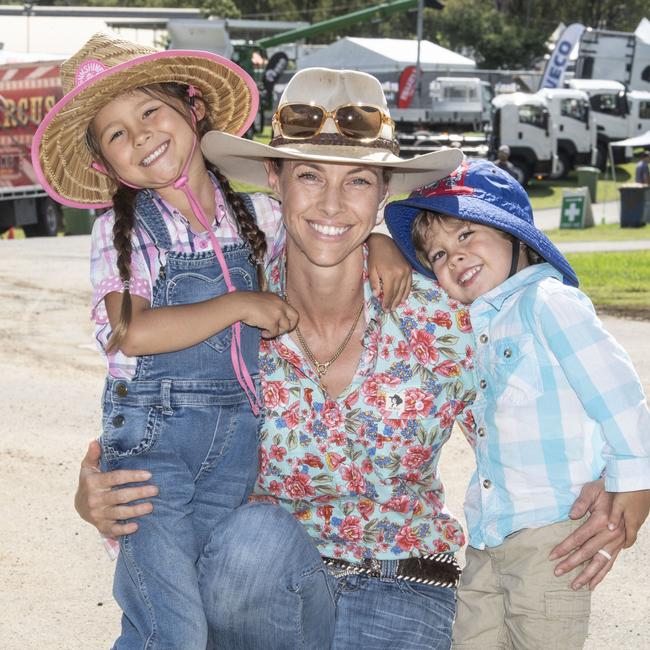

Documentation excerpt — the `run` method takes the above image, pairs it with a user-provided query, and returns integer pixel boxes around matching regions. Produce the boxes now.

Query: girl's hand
[367,233,412,311]
[240,291,299,339]
[75,440,158,538]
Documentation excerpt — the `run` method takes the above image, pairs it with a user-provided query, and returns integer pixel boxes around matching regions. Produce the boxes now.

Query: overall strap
[237,192,258,225]
[134,190,174,251]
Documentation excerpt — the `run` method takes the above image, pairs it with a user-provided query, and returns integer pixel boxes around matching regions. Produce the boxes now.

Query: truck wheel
[551,153,570,180]
[24,198,62,237]
[509,159,531,187]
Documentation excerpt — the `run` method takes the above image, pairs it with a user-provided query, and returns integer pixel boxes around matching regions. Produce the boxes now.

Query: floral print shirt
[252,247,477,562]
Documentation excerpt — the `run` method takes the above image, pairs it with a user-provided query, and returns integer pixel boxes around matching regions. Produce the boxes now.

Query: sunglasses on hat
[273,102,395,141]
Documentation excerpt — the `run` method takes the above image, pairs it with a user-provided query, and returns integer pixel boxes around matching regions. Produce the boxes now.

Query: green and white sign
[560,187,594,229]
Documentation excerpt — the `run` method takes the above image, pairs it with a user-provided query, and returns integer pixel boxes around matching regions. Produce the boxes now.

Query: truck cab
[537,88,596,178]
[490,92,558,186]
[565,79,650,168]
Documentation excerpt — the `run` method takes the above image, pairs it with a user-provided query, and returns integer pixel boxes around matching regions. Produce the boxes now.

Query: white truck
[574,19,650,93]
[564,79,650,169]
[538,88,597,178]
[490,87,599,184]
[428,77,492,131]
[392,76,492,133]
[490,92,558,186]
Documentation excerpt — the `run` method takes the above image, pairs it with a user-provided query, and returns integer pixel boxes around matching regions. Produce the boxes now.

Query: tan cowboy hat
[201,67,463,195]
[31,32,259,208]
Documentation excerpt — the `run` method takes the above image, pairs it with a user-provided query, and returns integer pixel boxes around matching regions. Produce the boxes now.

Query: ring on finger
[597,548,613,561]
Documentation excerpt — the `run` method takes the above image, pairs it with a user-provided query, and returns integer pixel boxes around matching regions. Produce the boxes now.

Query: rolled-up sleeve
[89,211,152,324]
[536,286,650,492]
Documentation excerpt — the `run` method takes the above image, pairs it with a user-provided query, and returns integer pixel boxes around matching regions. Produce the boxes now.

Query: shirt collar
[472,263,561,313]
[145,171,228,226]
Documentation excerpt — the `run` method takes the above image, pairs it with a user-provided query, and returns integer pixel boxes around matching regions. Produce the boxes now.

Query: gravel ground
[1,235,648,649]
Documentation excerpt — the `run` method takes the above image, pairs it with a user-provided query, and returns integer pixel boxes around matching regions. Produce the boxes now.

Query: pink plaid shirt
[89,185,284,378]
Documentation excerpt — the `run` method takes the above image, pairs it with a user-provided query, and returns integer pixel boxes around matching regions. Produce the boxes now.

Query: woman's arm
[549,480,626,590]
[75,441,157,537]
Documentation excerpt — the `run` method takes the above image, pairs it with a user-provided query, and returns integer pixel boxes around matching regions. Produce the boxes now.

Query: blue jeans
[102,378,260,650]
[200,503,456,650]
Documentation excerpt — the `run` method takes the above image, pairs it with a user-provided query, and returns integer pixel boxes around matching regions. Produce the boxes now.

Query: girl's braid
[105,185,138,353]
[209,166,268,290]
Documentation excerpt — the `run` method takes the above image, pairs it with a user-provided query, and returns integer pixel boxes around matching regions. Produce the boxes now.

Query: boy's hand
[367,233,412,311]
[608,489,650,548]
[240,292,299,339]
[549,479,625,590]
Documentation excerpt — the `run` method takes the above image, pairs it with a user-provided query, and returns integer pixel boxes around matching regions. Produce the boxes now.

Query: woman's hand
[549,479,625,590]
[240,291,299,339]
[75,440,158,538]
[367,233,412,311]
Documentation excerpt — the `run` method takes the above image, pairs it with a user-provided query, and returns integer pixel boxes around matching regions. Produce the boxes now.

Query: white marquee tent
[297,37,476,73]
[608,130,650,183]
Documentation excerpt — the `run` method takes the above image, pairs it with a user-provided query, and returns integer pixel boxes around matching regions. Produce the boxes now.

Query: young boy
[385,159,650,649]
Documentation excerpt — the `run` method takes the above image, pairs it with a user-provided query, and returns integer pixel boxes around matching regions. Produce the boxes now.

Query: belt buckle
[362,558,382,576]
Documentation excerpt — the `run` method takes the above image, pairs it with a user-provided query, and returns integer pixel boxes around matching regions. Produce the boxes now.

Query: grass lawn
[545,222,648,243]
[520,162,634,211]
[566,250,650,318]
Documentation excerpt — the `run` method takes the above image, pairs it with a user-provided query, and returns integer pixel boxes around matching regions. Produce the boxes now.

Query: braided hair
[85,82,268,354]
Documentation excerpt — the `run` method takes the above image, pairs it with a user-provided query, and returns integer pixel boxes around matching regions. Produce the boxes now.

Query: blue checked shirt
[464,263,650,549]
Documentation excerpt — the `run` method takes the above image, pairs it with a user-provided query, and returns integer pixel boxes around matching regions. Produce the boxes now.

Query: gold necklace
[293,301,365,378]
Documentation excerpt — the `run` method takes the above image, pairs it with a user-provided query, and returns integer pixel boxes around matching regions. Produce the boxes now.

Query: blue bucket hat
[384,159,578,287]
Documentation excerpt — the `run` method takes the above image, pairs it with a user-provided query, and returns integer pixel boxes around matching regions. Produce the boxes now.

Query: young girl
[385,159,650,649]
[32,34,408,649]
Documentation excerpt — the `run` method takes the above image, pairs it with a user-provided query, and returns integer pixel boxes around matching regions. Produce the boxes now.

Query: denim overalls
[100,192,261,650]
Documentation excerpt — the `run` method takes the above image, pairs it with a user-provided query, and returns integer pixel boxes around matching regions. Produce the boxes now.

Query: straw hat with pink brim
[201,67,463,195]
[31,32,259,209]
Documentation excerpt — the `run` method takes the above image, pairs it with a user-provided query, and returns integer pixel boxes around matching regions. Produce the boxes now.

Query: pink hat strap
[173,125,261,415]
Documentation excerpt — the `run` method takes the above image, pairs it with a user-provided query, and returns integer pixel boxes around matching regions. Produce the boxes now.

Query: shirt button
[503,348,512,358]
[115,383,128,398]
[479,334,488,344]
[478,427,486,437]
[479,379,487,389]
[112,415,125,428]
[482,479,492,489]
[198,239,208,249]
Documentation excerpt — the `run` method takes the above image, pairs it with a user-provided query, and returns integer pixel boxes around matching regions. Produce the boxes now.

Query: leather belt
[322,552,461,589]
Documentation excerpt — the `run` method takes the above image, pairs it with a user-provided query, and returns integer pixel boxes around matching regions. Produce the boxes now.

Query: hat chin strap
[91,98,261,415]
[508,239,520,279]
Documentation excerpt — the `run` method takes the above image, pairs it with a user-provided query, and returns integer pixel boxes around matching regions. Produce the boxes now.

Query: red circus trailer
[0,58,65,236]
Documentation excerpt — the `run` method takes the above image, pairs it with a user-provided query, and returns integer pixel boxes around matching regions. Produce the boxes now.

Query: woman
[77,68,625,649]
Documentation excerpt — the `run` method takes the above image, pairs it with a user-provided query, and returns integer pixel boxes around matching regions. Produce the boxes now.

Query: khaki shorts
[452,518,592,650]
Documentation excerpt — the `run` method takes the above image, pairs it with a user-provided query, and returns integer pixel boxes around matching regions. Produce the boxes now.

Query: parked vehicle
[565,79,650,169]
[575,20,650,93]
[0,59,64,236]
[490,92,558,186]
[427,77,492,131]
[537,87,597,178]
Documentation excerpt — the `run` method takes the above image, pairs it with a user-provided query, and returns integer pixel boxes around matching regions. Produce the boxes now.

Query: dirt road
[1,236,648,648]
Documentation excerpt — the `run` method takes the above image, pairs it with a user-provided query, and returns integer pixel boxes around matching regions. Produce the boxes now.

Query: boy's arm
[536,290,650,494]
[536,290,650,588]
[610,489,650,548]
[367,232,412,311]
